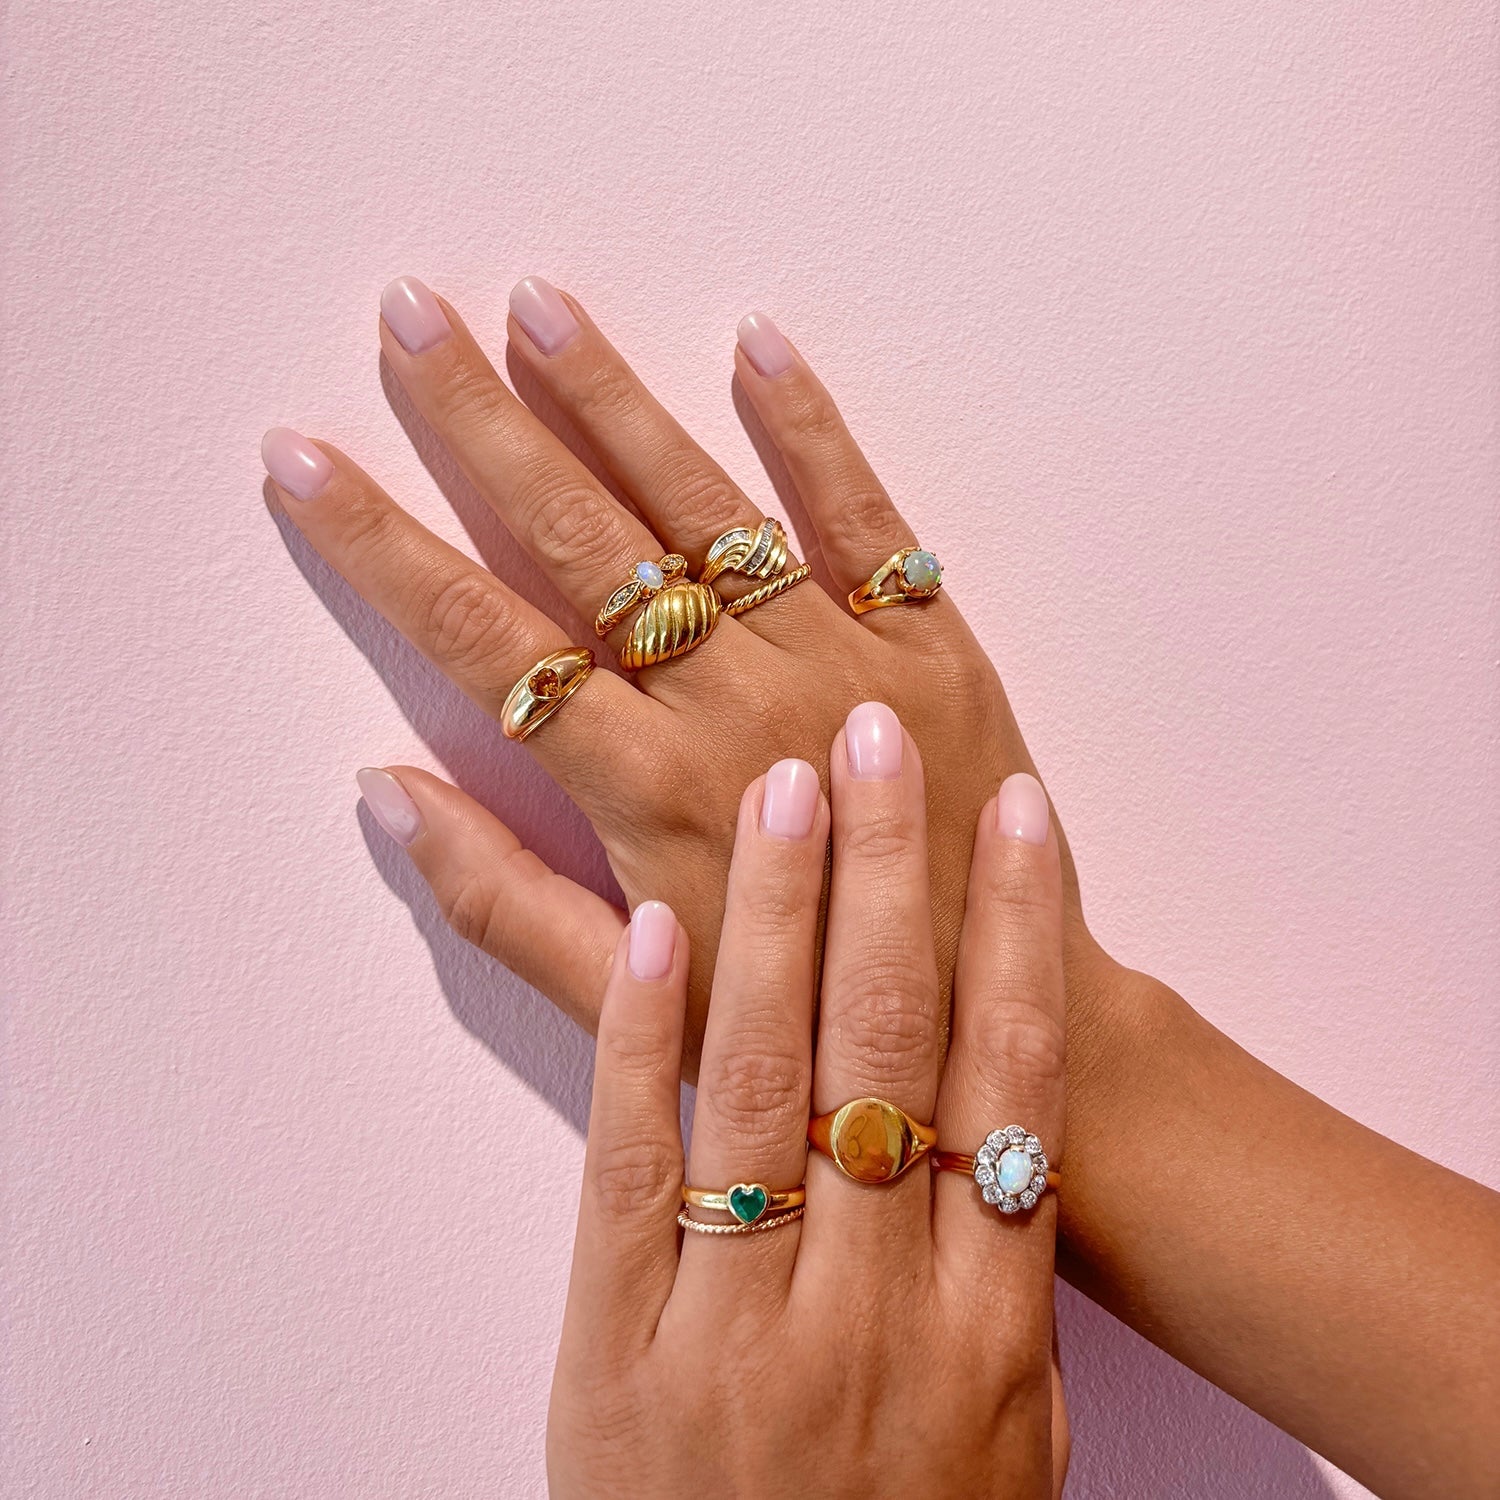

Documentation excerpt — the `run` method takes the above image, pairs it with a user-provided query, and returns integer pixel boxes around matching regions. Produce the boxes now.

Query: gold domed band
[725,562,812,618]
[617,580,721,670]
[500,648,596,742]
[807,1097,937,1185]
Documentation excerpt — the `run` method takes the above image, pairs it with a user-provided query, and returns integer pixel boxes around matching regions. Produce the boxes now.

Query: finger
[803,703,942,1267]
[263,427,652,799]
[566,902,689,1355]
[734,313,937,607]
[677,760,828,1291]
[377,276,661,620]
[355,765,624,1035]
[507,277,762,561]
[933,772,1066,1310]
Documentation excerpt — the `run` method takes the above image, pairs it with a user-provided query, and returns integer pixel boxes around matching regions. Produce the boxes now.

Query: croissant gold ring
[807,1097,937,1184]
[594,554,688,638]
[848,546,943,614]
[681,1182,806,1227]
[500,647,596,742]
[932,1125,1059,1215]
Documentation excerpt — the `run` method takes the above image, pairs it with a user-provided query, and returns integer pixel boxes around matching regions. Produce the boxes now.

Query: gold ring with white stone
[931,1125,1058,1215]
[595,554,688,638]
[848,546,943,614]
[699,519,789,587]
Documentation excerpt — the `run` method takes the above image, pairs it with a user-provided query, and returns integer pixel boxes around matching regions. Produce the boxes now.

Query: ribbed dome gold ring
[617,579,722,670]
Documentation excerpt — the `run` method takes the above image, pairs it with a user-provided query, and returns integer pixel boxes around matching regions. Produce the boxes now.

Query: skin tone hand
[265,276,1500,1499]
[550,716,1069,1498]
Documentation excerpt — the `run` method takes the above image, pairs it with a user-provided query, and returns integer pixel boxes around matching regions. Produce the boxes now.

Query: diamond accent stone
[999,1196,1020,1214]
[1024,1135,1041,1154]
[982,1183,1003,1205]
[1030,1174,1047,1196]
[1019,1189,1038,1210]
[1032,1151,1048,1176]
[985,1129,1008,1154]
[1004,1125,1027,1145]
[974,1163,996,1188]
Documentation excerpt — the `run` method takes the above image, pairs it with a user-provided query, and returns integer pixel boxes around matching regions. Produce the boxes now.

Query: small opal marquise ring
[932,1124,1058,1216]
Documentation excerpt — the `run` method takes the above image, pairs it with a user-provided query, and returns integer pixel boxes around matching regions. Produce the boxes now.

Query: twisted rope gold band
[724,563,812,618]
[676,1207,804,1236]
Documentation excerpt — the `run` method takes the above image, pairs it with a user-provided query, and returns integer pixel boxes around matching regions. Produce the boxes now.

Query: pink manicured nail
[761,758,820,840]
[356,767,424,847]
[261,426,333,501]
[509,276,580,356]
[628,900,677,981]
[997,772,1049,845]
[845,702,903,781]
[737,311,794,378]
[380,275,452,355]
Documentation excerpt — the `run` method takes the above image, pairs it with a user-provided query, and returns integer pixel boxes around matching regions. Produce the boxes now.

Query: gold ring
[932,1125,1059,1216]
[617,580,721,670]
[681,1182,806,1226]
[807,1097,937,1184]
[725,562,812,618]
[848,547,943,614]
[594,554,688,638]
[700,519,790,587]
[677,1206,804,1236]
[500,648,595,742]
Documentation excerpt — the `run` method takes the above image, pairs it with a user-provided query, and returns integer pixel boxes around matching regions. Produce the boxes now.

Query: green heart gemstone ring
[680,1180,806,1229]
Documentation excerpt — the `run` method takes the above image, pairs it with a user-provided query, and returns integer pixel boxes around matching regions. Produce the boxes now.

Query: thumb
[356,764,624,1036]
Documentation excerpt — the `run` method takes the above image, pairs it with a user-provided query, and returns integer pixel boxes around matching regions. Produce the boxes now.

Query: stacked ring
[807,1097,936,1184]
[677,1206,804,1236]
[681,1181,806,1228]
[500,647,596,742]
[595,554,688,638]
[931,1124,1059,1216]
[848,546,944,614]
[699,519,789,587]
[724,562,812,618]
[617,579,721,670]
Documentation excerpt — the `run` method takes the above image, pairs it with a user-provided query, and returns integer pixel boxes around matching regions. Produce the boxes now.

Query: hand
[262,275,1110,1070]
[548,710,1068,1498]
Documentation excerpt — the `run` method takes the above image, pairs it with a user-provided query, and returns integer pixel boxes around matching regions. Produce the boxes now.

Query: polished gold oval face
[829,1097,913,1184]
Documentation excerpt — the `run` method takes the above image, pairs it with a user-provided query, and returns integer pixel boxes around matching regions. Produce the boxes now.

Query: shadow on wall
[270,352,1340,1499]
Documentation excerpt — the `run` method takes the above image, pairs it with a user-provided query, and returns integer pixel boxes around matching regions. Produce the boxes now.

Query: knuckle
[651,455,744,528]
[834,479,899,540]
[421,572,513,675]
[781,383,845,449]
[334,487,402,561]
[837,806,921,870]
[570,358,641,420]
[696,1044,806,1135]
[984,1003,1067,1090]
[435,357,511,439]
[831,979,937,1072]
[437,868,504,954]
[589,1132,680,1224]
[523,474,624,568]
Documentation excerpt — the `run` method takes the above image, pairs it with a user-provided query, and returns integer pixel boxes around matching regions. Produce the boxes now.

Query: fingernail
[997,772,1049,845]
[737,311,794,378]
[356,767,424,847]
[380,275,452,355]
[845,701,903,781]
[628,900,677,981]
[761,758,820,840]
[261,426,333,501]
[509,275,580,356]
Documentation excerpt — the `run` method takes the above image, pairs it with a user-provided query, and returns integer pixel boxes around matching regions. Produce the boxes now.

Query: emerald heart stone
[727,1183,769,1224]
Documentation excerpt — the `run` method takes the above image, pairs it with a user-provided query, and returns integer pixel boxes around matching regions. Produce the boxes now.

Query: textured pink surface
[4,4,1496,1497]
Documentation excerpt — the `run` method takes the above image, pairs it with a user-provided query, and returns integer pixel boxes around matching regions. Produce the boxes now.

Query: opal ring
[807,1097,937,1184]
[848,546,943,614]
[500,647,596,742]
[932,1125,1058,1215]
[699,518,789,587]
[681,1181,806,1228]
[595,554,688,638]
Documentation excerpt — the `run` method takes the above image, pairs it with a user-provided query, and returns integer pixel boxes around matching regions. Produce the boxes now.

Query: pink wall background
[4,3,1496,1496]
